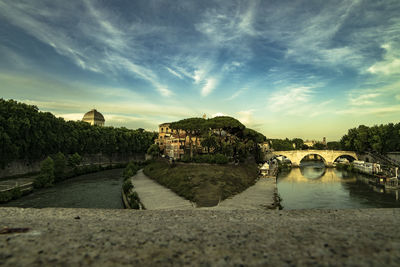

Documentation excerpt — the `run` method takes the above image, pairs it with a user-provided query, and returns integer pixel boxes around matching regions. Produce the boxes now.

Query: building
[304,137,327,148]
[155,122,202,159]
[82,109,105,126]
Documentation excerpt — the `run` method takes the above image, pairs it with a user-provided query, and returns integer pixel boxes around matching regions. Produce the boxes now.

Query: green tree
[312,142,326,150]
[68,153,82,167]
[53,152,67,181]
[327,141,341,150]
[34,157,55,188]
[200,135,218,154]
[147,144,160,158]
[292,138,304,150]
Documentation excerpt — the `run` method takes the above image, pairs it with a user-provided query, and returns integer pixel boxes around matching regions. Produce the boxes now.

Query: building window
[161,128,164,133]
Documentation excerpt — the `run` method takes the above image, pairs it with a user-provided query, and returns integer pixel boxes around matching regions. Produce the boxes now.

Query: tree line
[168,116,266,162]
[0,99,157,168]
[267,122,400,153]
[340,123,400,153]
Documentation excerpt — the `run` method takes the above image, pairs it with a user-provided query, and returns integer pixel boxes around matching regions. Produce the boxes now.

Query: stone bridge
[266,150,358,167]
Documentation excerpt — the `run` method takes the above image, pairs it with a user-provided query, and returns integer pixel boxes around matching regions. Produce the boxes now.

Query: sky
[0,0,399,141]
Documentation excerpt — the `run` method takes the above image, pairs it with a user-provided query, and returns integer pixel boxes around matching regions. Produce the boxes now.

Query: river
[1,169,124,209]
[277,161,400,209]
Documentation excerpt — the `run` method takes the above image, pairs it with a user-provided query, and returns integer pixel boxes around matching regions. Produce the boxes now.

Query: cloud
[367,44,400,75]
[349,93,381,106]
[201,78,217,97]
[267,86,314,112]
[211,112,226,118]
[336,105,400,116]
[165,67,183,79]
[236,109,254,126]
[0,0,172,97]
[227,87,248,101]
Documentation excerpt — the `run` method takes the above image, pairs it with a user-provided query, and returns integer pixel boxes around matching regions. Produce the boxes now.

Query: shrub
[68,153,82,167]
[214,153,229,164]
[34,157,55,188]
[181,154,191,163]
[123,180,133,194]
[127,191,141,209]
[123,161,140,180]
[10,187,23,199]
[53,152,67,181]
[0,191,12,203]
[147,144,160,158]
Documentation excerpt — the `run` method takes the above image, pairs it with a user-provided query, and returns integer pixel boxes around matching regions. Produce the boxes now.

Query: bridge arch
[268,150,358,167]
[333,154,357,163]
[299,153,327,166]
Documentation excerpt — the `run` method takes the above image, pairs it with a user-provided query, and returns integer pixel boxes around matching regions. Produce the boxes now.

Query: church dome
[82,109,105,126]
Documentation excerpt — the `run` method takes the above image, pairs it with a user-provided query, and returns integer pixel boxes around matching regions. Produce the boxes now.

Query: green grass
[144,160,259,207]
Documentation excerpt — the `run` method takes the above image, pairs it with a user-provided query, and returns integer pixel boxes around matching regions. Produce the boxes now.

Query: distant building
[155,122,202,159]
[304,137,327,148]
[82,109,105,126]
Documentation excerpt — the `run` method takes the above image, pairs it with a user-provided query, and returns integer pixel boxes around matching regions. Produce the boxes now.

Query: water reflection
[277,162,400,210]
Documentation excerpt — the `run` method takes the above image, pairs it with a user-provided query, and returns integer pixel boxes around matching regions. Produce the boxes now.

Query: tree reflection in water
[277,162,400,210]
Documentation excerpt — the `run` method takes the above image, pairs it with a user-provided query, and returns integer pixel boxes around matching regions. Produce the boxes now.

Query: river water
[1,169,124,209]
[277,161,400,210]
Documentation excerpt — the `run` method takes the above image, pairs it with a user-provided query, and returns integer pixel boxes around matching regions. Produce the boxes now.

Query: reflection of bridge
[267,150,358,167]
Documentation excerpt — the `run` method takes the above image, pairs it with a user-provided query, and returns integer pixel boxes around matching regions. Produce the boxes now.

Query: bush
[53,152,67,181]
[147,144,160,158]
[34,157,55,188]
[123,161,140,180]
[127,191,141,209]
[10,187,23,199]
[181,154,191,163]
[214,153,229,164]
[68,153,82,167]
[0,191,12,203]
[123,180,133,194]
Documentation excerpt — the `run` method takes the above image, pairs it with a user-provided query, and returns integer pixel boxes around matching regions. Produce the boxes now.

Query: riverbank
[1,207,399,266]
[0,169,125,209]
[143,160,259,207]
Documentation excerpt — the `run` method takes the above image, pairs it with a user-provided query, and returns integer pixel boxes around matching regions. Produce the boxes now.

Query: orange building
[155,123,202,159]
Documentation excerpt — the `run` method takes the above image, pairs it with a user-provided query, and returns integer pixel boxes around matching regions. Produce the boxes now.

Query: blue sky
[1,0,399,140]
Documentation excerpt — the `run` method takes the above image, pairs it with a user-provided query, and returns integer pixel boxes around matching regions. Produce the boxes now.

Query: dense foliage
[340,123,400,153]
[169,116,266,162]
[33,157,55,188]
[122,161,141,180]
[0,99,157,167]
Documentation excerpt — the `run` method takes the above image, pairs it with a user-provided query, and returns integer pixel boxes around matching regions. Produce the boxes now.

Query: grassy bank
[143,160,259,207]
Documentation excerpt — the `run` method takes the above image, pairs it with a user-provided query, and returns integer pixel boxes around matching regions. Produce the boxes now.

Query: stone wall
[387,152,400,163]
[0,153,145,179]
[0,160,43,179]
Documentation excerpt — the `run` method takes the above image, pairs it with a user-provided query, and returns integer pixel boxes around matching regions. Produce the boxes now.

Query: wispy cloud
[227,87,248,101]
[267,86,314,112]
[336,105,400,116]
[201,78,217,97]
[349,93,381,106]
[165,67,183,79]
[0,0,172,97]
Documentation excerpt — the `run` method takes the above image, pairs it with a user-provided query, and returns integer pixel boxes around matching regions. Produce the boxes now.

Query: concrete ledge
[1,208,400,266]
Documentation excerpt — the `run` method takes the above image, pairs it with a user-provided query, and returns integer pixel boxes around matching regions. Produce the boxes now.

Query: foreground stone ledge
[1,208,400,266]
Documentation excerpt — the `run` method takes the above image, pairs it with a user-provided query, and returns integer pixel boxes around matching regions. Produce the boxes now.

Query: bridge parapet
[266,150,358,167]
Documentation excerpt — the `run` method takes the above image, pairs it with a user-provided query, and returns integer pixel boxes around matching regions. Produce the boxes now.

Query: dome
[82,109,105,126]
